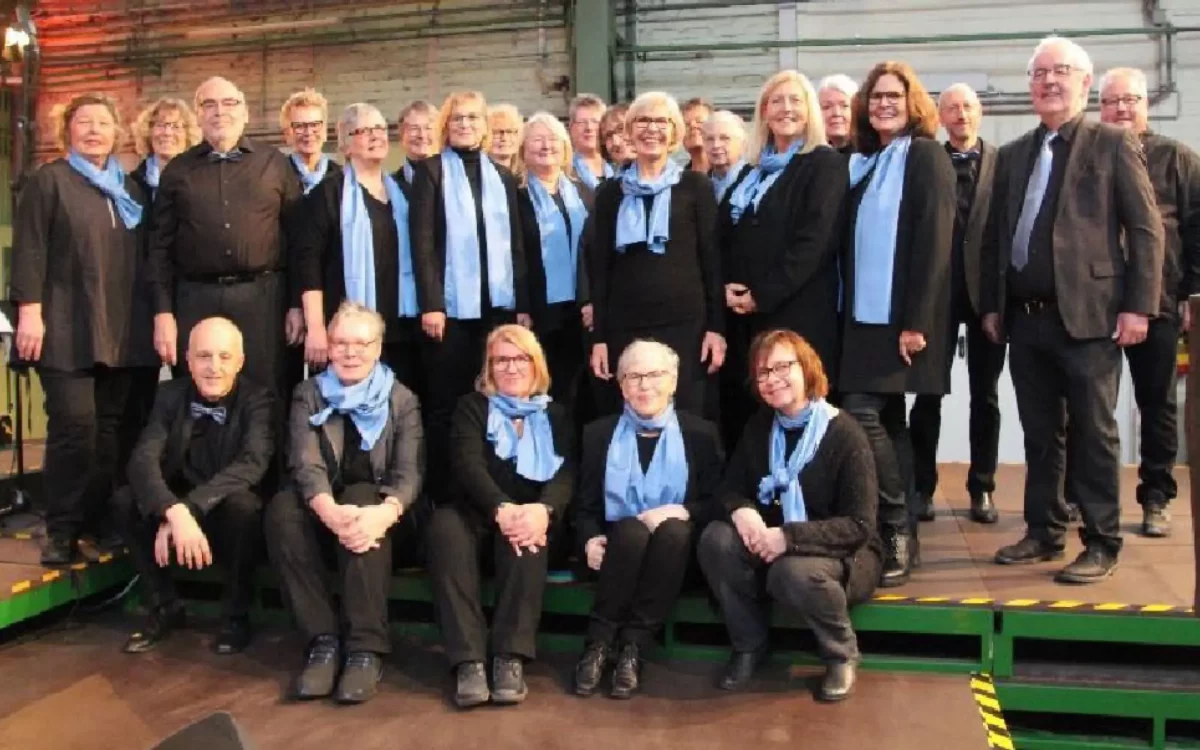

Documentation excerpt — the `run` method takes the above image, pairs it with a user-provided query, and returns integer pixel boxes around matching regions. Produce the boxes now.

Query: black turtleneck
[184,383,238,489]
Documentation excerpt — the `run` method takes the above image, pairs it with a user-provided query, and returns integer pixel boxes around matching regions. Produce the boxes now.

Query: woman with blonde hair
[488,103,523,172]
[130,96,201,198]
[279,87,340,195]
[427,324,574,709]
[720,70,847,446]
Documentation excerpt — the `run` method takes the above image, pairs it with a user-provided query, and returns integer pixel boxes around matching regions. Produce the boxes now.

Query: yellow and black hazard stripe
[870,593,1194,617]
[4,552,121,599]
[970,673,1013,750]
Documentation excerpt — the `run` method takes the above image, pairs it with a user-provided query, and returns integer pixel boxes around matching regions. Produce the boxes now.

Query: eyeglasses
[349,125,388,137]
[755,360,798,383]
[525,135,562,148]
[868,91,905,104]
[403,124,433,136]
[632,116,672,131]
[571,117,601,128]
[330,338,379,354]
[490,354,533,371]
[494,128,520,138]
[152,121,185,132]
[1028,64,1079,81]
[621,370,669,387]
[450,113,484,125]
[1100,94,1144,107]
[199,98,244,112]
[290,120,325,132]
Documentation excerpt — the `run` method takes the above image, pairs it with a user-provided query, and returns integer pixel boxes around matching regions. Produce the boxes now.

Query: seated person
[572,340,724,699]
[426,324,575,709]
[265,301,424,705]
[114,317,274,655]
[698,329,882,702]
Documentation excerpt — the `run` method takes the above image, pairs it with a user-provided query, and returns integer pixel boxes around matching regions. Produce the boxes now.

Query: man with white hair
[702,110,751,207]
[909,83,1004,527]
[817,74,857,153]
[113,317,275,655]
[981,36,1163,583]
[1099,66,1200,538]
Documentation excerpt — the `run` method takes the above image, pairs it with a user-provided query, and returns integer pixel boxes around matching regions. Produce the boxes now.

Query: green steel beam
[1011,733,1173,750]
[0,560,135,629]
[996,682,1200,721]
[571,0,614,99]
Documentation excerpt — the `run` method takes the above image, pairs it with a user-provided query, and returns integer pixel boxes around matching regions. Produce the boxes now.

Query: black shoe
[212,617,251,655]
[574,642,610,697]
[491,655,527,705]
[817,662,857,702]
[123,604,186,654]
[720,648,767,691]
[454,661,490,708]
[879,531,912,588]
[610,643,641,700]
[915,492,935,522]
[970,492,999,524]
[41,536,78,567]
[294,634,340,700]
[335,652,383,704]
[1140,503,1170,538]
[1055,546,1119,584]
[994,536,1065,565]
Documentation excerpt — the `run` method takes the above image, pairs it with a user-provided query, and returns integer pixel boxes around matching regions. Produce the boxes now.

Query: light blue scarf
[604,403,689,521]
[711,160,746,204]
[144,155,161,194]
[728,140,803,223]
[292,152,330,195]
[848,135,911,325]
[441,149,515,318]
[341,165,418,319]
[402,159,415,184]
[310,363,396,451]
[573,153,614,190]
[67,150,142,229]
[615,160,683,254]
[487,394,565,482]
[528,175,588,304]
[758,399,838,523]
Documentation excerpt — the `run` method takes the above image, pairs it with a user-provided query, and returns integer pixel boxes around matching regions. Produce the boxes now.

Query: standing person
[1099,66,1200,538]
[515,112,594,407]
[294,103,422,393]
[11,93,160,565]
[599,103,636,174]
[569,94,613,189]
[704,110,751,209]
[589,91,726,416]
[839,62,956,587]
[981,37,1162,583]
[682,97,714,173]
[410,90,528,503]
[148,76,303,397]
[396,99,439,188]
[817,75,858,154]
[280,88,341,196]
[131,97,202,199]
[907,83,1004,525]
[488,103,523,173]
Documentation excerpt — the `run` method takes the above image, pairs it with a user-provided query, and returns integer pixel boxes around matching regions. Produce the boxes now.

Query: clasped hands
[496,502,550,557]
[584,504,690,571]
[311,493,402,554]
[731,507,788,564]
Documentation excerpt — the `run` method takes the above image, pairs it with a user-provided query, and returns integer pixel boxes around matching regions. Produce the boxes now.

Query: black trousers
[266,483,423,654]
[38,365,159,541]
[697,521,859,664]
[539,316,586,410]
[1009,309,1122,553]
[842,392,910,535]
[586,517,692,650]
[596,319,707,416]
[1124,317,1180,507]
[909,309,1007,497]
[426,504,549,666]
[420,315,513,503]
[382,334,425,404]
[718,314,756,453]
[111,485,260,620]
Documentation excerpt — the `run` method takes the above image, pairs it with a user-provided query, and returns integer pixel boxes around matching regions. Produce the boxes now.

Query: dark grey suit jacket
[960,140,998,315]
[981,118,1163,340]
[288,376,425,511]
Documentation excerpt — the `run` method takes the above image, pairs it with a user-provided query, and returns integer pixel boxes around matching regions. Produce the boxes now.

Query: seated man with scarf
[698,329,881,702]
[573,340,724,700]
[266,302,425,705]
[114,317,274,656]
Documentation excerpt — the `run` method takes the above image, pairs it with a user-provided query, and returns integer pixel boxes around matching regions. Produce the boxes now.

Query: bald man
[112,317,275,655]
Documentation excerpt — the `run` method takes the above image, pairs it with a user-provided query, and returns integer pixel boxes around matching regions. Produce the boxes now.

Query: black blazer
[981,119,1163,338]
[838,136,956,396]
[723,147,847,381]
[516,179,595,332]
[127,376,276,519]
[718,409,882,606]
[714,162,755,233]
[573,410,724,549]
[409,151,528,317]
[1140,131,1200,315]
[960,140,998,315]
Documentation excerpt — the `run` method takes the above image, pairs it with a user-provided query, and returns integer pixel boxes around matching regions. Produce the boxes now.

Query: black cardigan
[449,392,576,527]
[718,408,882,605]
[573,410,725,548]
[409,149,528,318]
[589,170,724,340]
[516,179,596,332]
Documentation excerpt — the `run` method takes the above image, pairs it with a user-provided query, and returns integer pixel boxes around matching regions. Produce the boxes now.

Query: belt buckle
[1021,299,1047,315]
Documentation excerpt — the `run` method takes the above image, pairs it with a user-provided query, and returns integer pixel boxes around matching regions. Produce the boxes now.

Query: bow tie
[950,150,980,162]
[207,149,243,163]
[190,402,228,425]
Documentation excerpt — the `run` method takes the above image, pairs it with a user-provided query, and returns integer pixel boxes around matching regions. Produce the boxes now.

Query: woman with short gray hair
[572,339,723,699]
[818,74,858,153]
